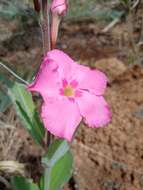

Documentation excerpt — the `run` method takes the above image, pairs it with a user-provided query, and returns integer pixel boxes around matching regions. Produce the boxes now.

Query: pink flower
[51,0,67,15]
[27,49,111,141]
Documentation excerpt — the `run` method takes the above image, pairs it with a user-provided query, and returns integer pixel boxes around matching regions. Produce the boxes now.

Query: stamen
[64,85,74,97]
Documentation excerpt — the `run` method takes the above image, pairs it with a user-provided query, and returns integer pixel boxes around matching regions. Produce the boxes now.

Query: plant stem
[44,167,51,190]
[0,61,29,85]
[33,0,41,12]
[40,0,52,146]
[127,1,140,64]
[40,0,51,55]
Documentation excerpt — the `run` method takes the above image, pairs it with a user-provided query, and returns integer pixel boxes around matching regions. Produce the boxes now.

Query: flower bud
[50,0,68,49]
[51,0,67,16]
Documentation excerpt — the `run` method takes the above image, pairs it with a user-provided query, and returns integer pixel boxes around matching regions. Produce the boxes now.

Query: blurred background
[0,0,143,189]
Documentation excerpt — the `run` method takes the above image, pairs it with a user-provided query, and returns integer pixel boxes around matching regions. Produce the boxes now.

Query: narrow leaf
[42,139,69,167]
[42,140,73,190]
[0,74,12,112]
[11,176,39,190]
[49,151,73,190]
[8,82,45,146]
[0,91,11,112]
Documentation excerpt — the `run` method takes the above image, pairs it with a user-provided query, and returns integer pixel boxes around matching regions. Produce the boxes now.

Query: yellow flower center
[64,85,74,97]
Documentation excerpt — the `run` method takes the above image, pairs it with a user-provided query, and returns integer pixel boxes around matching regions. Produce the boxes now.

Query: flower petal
[45,49,75,80]
[27,60,60,98]
[76,91,111,127]
[41,97,82,141]
[74,64,108,95]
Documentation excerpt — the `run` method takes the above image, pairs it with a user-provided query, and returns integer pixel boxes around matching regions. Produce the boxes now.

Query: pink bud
[50,0,68,49]
[51,0,67,16]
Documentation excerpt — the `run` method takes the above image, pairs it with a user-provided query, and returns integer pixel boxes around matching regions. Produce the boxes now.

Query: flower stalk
[40,0,52,146]
[33,0,41,12]
[40,0,51,55]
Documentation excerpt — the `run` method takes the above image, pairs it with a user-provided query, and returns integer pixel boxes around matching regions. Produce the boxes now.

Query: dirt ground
[0,9,143,190]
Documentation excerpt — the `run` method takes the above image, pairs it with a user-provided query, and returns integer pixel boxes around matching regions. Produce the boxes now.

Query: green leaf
[0,74,12,86]
[8,82,45,146]
[42,140,73,190]
[0,90,11,112]
[39,176,44,190]
[11,176,39,190]
[49,151,73,190]
[0,74,12,112]
[42,139,69,167]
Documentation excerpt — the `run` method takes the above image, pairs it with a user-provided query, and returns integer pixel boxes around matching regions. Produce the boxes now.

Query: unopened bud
[51,0,67,16]
[51,0,68,48]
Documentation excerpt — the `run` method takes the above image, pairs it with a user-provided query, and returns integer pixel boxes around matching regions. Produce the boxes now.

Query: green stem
[44,167,51,190]
[0,61,29,85]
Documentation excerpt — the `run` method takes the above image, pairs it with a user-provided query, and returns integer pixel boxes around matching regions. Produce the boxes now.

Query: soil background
[0,2,143,190]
